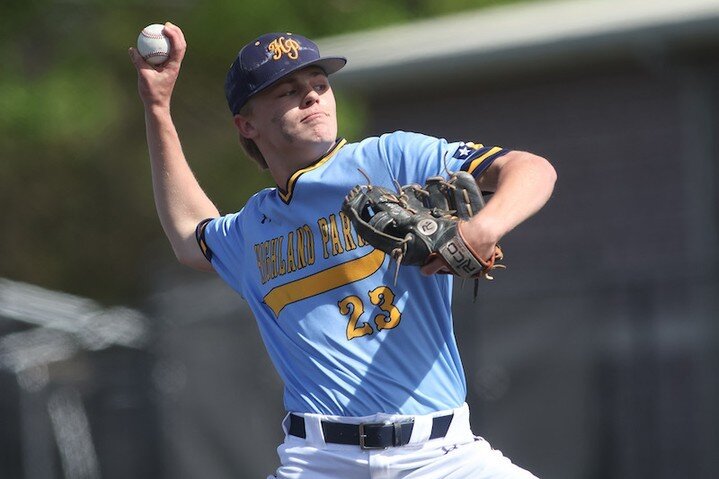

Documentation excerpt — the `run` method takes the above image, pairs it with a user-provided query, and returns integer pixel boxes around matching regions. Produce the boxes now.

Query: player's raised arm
[129,22,218,272]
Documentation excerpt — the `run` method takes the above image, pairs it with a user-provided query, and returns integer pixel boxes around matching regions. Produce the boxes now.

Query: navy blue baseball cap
[225,32,347,115]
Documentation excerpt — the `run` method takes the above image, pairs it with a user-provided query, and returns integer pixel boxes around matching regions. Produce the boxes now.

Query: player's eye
[278,88,296,97]
[314,83,328,93]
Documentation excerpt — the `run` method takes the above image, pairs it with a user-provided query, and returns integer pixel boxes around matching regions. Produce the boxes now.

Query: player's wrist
[460,215,503,251]
[144,101,172,118]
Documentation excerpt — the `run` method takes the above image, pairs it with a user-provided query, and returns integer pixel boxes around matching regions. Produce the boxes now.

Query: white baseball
[137,23,171,65]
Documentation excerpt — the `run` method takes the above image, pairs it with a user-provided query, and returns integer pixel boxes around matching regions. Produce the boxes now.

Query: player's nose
[302,87,320,107]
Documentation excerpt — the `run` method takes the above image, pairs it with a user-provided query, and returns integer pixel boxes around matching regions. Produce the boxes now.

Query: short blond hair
[237,101,268,170]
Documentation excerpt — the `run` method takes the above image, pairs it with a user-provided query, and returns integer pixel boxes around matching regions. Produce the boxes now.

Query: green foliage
[0,67,120,147]
[0,0,531,303]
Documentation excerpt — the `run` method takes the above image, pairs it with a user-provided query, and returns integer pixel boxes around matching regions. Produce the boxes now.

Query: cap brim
[311,57,347,76]
[248,56,347,102]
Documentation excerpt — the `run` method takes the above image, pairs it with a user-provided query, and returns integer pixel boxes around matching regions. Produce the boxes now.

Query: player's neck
[265,139,337,190]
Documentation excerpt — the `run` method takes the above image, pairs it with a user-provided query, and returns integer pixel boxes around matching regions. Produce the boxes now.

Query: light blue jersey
[199,131,508,416]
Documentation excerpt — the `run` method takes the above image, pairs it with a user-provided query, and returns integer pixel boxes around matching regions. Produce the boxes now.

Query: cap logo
[268,36,300,61]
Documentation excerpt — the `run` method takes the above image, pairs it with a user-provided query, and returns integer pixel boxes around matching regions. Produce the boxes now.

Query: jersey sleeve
[378,131,510,185]
[195,211,247,297]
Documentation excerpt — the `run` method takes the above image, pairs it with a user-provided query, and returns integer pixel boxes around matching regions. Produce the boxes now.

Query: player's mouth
[301,111,327,123]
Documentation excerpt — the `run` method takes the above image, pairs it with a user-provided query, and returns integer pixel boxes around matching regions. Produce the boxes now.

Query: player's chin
[302,124,337,143]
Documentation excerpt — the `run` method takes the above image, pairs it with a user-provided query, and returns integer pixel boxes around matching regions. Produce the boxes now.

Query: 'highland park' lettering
[268,36,300,61]
[254,212,368,285]
[255,224,315,285]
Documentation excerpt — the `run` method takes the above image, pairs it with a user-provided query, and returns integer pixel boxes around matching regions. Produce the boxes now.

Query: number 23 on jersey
[338,285,402,340]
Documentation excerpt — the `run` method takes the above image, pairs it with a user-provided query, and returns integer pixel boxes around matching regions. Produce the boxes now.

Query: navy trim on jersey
[195,218,214,261]
[459,146,509,178]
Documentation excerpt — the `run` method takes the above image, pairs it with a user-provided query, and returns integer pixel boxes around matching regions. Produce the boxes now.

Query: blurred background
[1,0,718,477]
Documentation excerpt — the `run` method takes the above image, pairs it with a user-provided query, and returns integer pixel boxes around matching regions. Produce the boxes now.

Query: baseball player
[129,23,556,479]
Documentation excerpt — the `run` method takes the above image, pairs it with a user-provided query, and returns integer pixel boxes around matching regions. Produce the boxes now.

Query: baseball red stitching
[143,52,168,58]
[141,30,165,40]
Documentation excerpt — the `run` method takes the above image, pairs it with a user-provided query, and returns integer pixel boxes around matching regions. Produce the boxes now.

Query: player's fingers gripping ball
[342,171,505,282]
[137,23,171,65]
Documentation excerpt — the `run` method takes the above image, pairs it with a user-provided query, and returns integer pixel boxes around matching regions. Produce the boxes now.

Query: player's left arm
[422,150,556,275]
[470,150,556,256]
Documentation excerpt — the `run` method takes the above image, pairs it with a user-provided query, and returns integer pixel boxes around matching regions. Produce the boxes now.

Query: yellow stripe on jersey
[465,146,503,175]
[263,248,386,316]
[279,139,348,203]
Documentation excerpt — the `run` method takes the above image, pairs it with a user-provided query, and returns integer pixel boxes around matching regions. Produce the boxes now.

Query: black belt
[288,413,454,450]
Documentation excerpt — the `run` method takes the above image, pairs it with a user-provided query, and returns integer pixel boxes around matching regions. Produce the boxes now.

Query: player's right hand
[129,22,187,110]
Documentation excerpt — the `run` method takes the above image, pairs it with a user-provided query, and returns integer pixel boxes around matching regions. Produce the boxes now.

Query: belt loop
[393,422,402,447]
[443,403,470,442]
[408,414,432,445]
[302,415,327,447]
[282,413,293,436]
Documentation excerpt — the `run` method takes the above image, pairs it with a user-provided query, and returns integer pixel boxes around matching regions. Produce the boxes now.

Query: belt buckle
[358,422,388,450]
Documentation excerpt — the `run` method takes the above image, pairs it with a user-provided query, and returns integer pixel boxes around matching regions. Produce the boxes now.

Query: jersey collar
[278,138,347,204]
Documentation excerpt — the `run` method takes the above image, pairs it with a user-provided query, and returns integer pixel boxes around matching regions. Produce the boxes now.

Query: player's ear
[234,114,258,139]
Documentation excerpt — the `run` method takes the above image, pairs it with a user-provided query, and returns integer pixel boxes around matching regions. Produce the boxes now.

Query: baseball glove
[342,171,504,287]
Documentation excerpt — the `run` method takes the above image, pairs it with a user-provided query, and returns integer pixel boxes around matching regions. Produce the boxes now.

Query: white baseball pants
[267,403,538,479]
